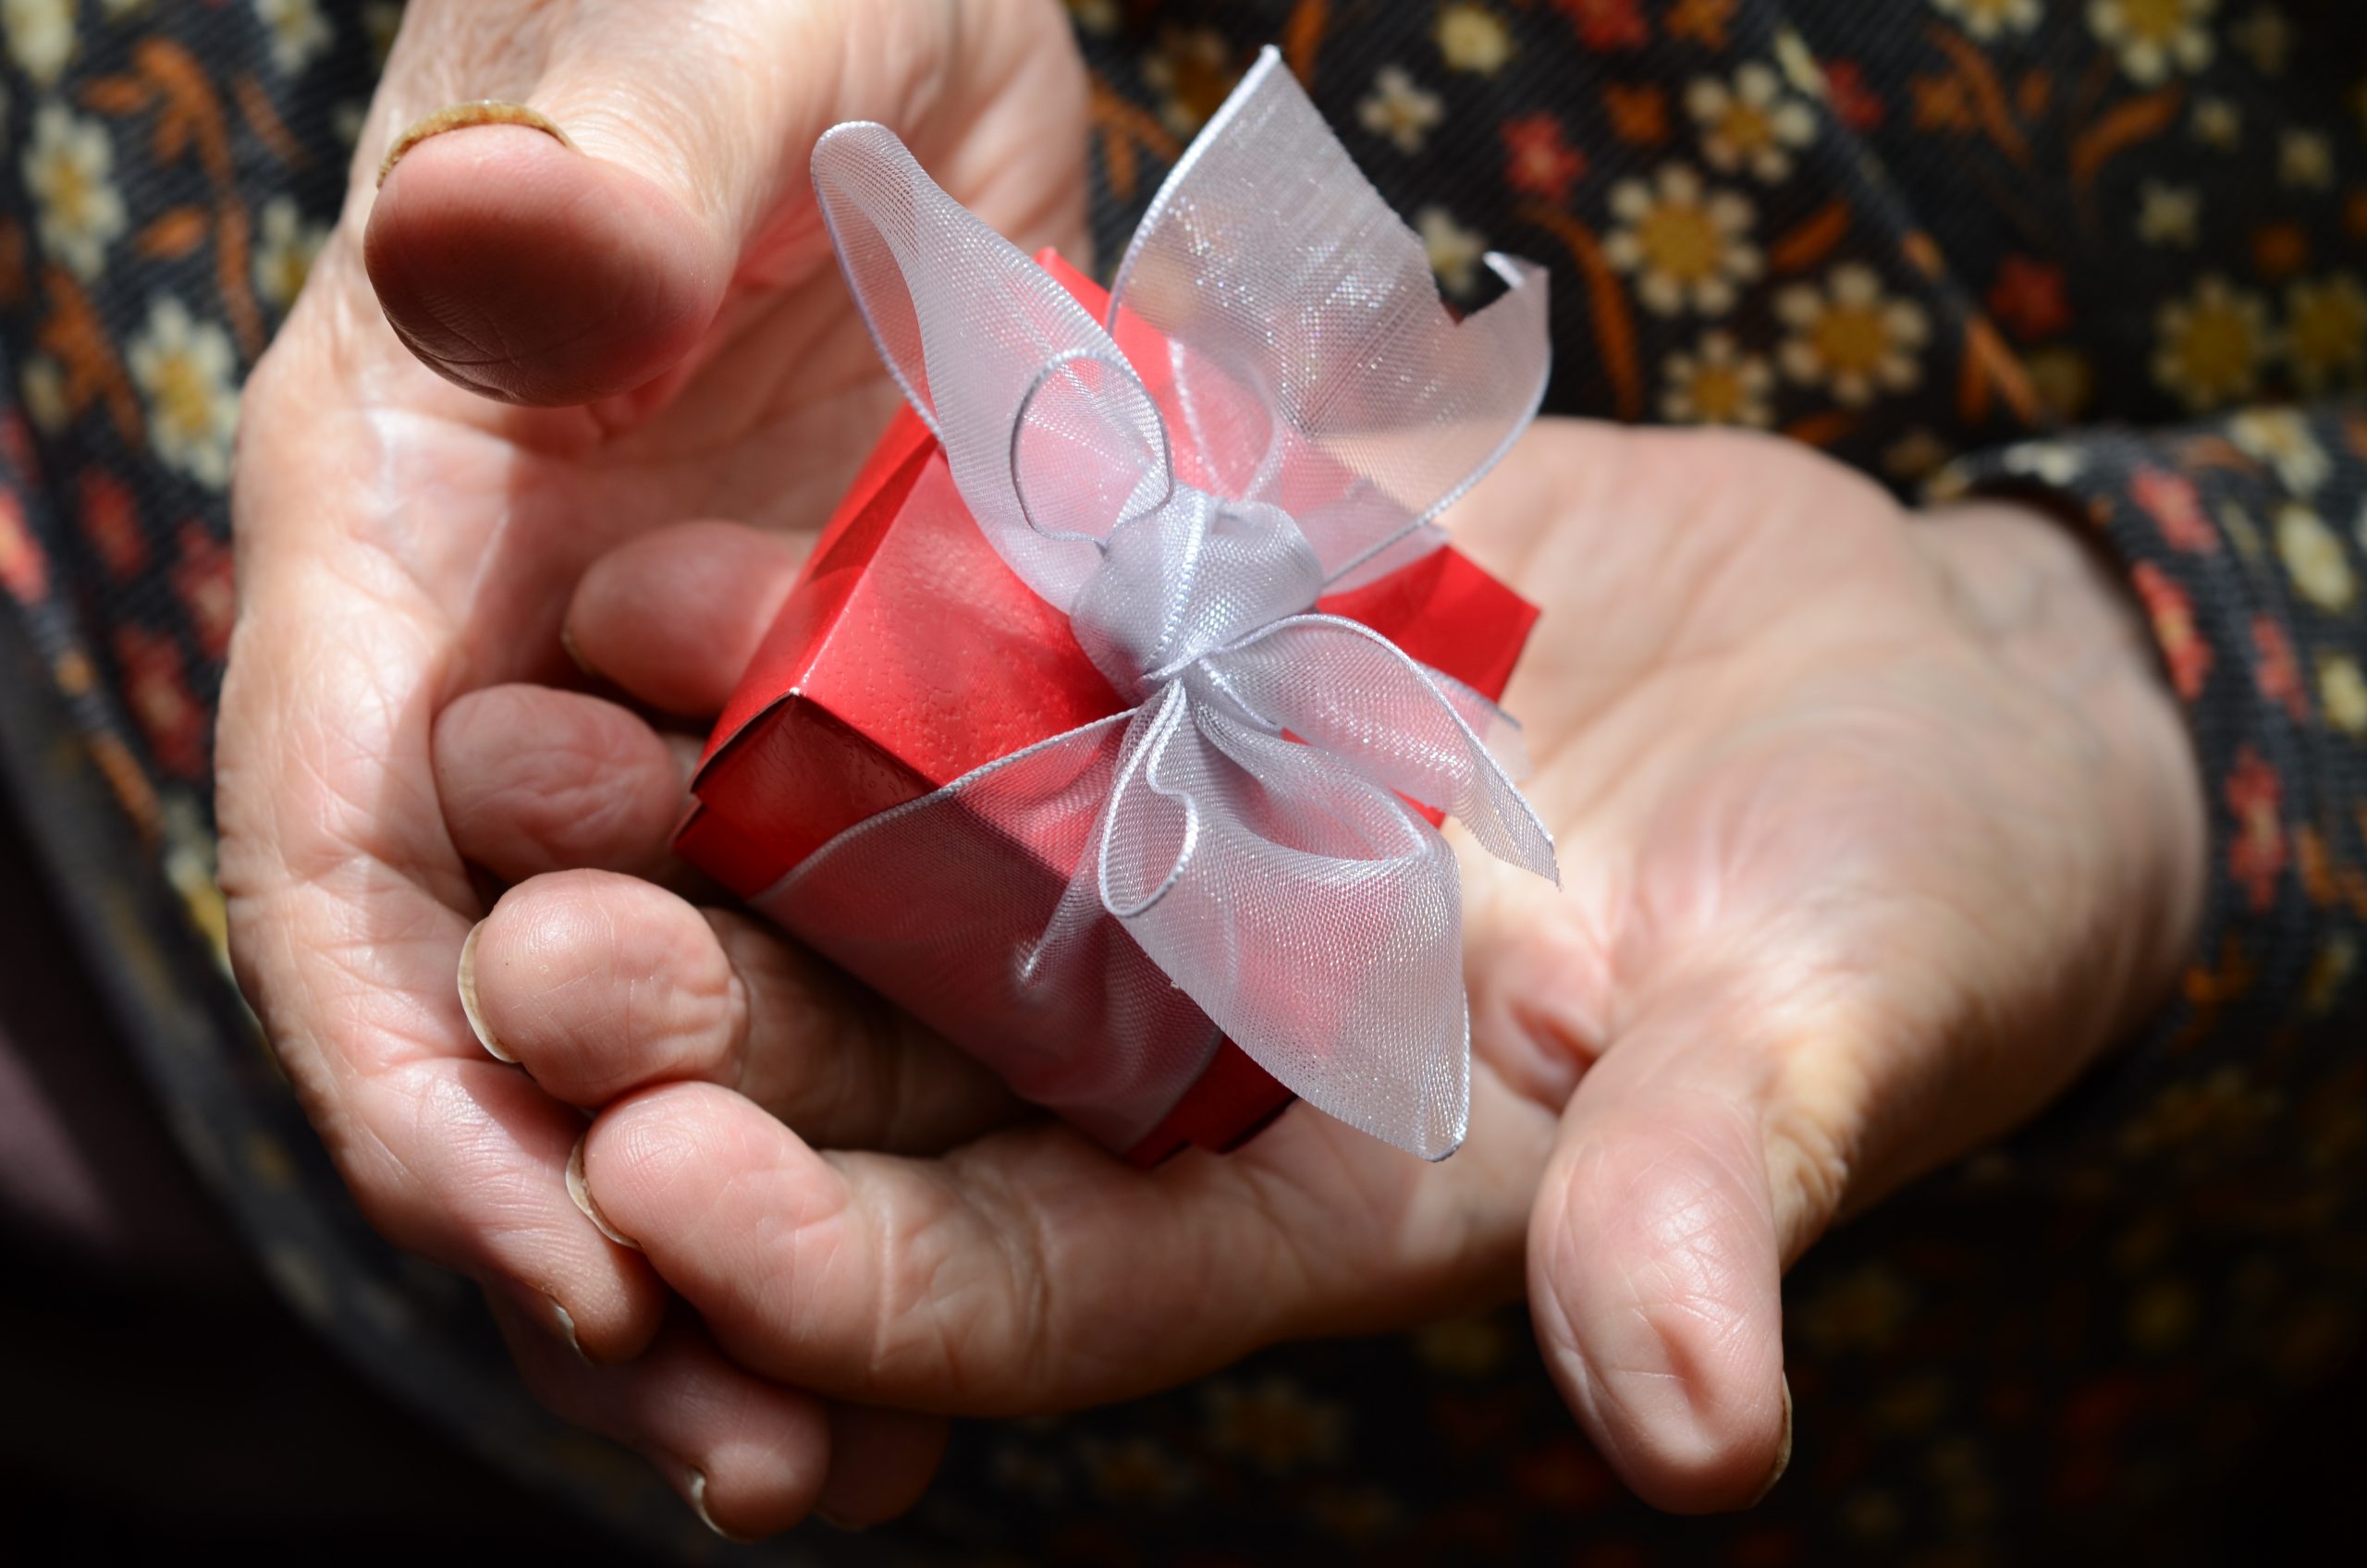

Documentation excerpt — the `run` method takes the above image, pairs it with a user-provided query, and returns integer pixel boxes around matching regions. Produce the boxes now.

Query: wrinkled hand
[216,0,1087,1535]
[443,420,2206,1522]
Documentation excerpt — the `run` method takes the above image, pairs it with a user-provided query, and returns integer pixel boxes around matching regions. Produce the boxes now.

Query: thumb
[1526,994,1828,1514]
[359,0,1083,406]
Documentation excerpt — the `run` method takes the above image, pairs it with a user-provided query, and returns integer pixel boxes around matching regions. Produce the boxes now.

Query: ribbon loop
[790,54,1560,1157]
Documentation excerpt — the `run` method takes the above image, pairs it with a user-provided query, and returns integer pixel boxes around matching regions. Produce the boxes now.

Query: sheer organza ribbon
[758,51,1557,1158]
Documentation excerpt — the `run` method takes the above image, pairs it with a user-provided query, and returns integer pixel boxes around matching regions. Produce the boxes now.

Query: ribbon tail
[1098,689,1473,1158]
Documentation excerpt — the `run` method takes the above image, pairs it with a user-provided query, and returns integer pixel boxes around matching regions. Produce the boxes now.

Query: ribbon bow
[781,50,1557,1158]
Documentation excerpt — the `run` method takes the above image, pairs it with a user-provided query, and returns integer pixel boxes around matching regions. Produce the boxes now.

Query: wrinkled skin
[220,0,2206,1538]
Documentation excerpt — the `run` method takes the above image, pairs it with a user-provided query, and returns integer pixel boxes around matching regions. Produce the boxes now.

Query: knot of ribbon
[789,50,1559,1158]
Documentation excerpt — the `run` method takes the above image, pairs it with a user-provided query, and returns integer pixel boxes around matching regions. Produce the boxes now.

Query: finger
[577,1075,1558,1413]
[464,869,1025,1151]
[362,0,1086,405]
[565,521,805,717]
[486,1292,831,1540]
[1524,998,1802,1514]
[434,684,693,883]
[817,1407,950,1530]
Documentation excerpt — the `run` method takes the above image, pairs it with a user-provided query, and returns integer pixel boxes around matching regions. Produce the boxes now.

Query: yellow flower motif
[1202,1377,1346,1476]
[1797,1263,1916,1354]
[2279,128,2334,190]
[1141,27,1237,138]
[1933,0,2041,40]
[2229,3,2293,75]
[1415,1314,1509,1377]
[2137,180,2201,247]
[2275,501,2355,611]
[1435,2,1513,78]
[2287,274,2367,392]
[1416,204,1488,297]
[2089,0,2217,86]
[254,0,333,77]
[2318,654,2367,734]
[2,0,74,86]
[2229,408,2330,492]
[363,1,403,66]
[1603,163,1760,316]
[1358,65,1444,155]
[1074,1436,1196,1506]
[1685,62,1817,184]
[2152,275,2270,411]
[252,195,328,314]
[2190,96,2242,148]
[25,104,129,282]
[1883,428,1956,482]
[129,297,242,491]
[1662,330,1774,426]
[1776,262,1931,405]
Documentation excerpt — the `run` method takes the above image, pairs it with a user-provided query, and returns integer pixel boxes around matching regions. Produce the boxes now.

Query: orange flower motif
[78,467,145,578]
[2225,746,2288,912]
[174,523,235,661]
[2130,467,2216,553]
[113,623,207,778]
[1603,82,1669,144]
[1502,112,1587,201]
[0,491,48,604]
[1552,0,1647,50]
[1821,58,1886,131]
[2130,561,2212,701]
[2252,618,2310,721]
[1986,255,2070,341]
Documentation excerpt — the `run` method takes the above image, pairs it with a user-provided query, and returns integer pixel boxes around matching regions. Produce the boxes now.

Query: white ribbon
[763,51,1556,1158]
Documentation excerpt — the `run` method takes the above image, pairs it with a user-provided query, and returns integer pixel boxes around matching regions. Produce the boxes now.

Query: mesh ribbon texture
[764,51,1556,1158]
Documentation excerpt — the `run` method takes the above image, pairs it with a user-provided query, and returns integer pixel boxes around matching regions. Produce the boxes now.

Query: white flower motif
[1141,26,1237,138]
[1603,164,1761,317]
[1357,66,1443,155]
[2088,0,2217,86]
[1685,62,1817,184]
[2275,502,2354,612]
[1063,0,1120,35]
[2191,97,2242,149]
[1661,332,1775,427]
[1932,0,2042,41]
[2321,655,2367,736]
[101,0,149,17]
[255,0,333,76]
[2,0,75,87]
[2137,180,2201,247]
[2278,129,2333,190]
[331,101,367,147]
[2287,273,2367,393]
[2153,276,2271,411]
[2001,441,2088,486]
[2230,409,2331,493]
[23,104,128,282]
[1417,206,1487,298]
[1776,263,1932,406]
[129,297,242,491]
[252,195,328,314]
[2229,4,2292,75]
[1435,3,1514,77]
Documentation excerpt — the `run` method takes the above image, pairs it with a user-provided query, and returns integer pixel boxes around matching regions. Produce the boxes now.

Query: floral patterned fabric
[1,1,2362,1562]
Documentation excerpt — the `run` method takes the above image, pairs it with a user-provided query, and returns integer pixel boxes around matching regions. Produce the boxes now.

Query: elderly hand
[439,417,2207,1523]
[215,0,1087,1537]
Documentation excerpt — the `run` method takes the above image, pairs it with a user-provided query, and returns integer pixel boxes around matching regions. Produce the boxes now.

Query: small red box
[679,255,1539,1163]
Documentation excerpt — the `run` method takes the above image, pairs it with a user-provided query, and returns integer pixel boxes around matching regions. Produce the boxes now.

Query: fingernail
[547,1296,592,1364]
[568,1133,643,1251]
[457,922,518,1063]
[379,100,574,188]
[687,1467,762,1545]
[558,621,600,680]
[1749,1374,1794,1507]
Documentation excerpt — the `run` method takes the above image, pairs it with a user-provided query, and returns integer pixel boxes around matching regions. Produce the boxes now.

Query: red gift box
[678,253,1539,1165]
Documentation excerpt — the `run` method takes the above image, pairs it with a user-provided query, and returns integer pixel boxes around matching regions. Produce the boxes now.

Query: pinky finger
[486,1292,831,1541]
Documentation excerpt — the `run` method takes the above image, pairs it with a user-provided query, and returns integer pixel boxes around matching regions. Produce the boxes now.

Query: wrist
[1916,499,2209,1042]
